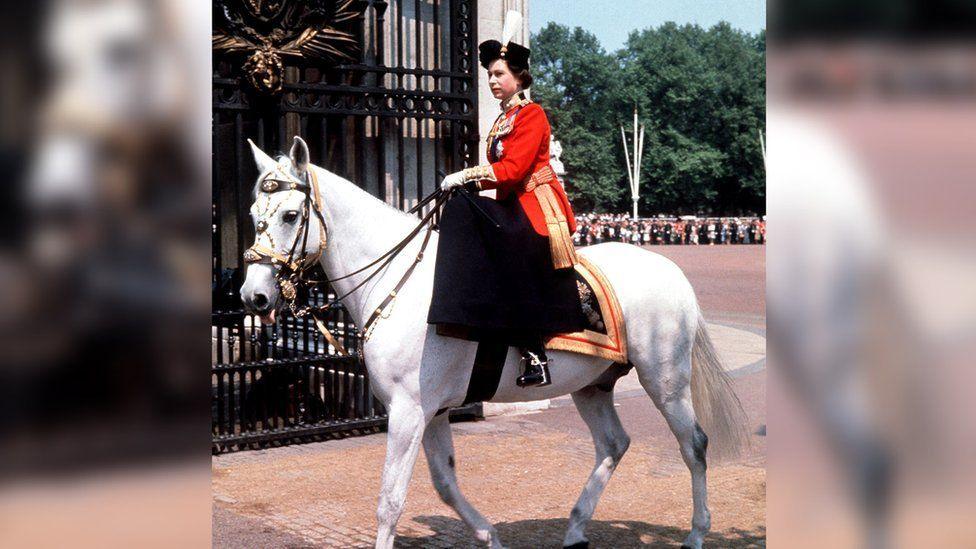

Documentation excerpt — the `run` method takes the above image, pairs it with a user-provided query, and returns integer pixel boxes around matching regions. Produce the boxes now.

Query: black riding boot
[516,337,551,388]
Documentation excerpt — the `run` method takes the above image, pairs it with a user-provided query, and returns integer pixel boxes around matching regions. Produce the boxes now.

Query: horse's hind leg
[422,413,503,548]
[562,385,631,548]
[637,358,710,549]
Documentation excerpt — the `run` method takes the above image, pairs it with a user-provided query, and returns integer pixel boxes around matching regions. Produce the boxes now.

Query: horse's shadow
[383,515,766,548]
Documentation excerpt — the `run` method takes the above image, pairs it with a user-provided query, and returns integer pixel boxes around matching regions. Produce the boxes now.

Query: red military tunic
[479,95,578,237]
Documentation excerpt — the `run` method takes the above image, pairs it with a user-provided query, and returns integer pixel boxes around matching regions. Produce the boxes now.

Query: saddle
[546,254,628,363]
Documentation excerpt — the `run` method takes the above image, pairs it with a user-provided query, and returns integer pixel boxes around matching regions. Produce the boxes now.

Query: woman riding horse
[427,12,586,388]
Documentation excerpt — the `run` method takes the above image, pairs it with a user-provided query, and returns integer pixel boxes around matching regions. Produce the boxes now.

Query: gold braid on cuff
[461,165,497,190]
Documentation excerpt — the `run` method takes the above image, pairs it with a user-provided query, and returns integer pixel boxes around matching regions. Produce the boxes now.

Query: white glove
[440,170,466,191]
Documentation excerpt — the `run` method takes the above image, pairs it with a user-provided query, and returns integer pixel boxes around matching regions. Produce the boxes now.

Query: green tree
[531,22,766,215]
[531,23,624,211]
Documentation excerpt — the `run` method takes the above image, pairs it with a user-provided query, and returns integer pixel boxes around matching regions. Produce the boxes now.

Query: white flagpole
[620,125,633,189]
[632,107,639,218]
[635,123,645,219]
[759,130,766,168]
[632,107,639,192]
[621,107,648,220]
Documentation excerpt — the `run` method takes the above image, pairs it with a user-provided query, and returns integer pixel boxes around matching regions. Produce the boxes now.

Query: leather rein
[244,166,452,356]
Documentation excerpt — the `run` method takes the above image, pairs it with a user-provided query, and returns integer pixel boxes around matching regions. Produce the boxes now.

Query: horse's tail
[690,311,750,459]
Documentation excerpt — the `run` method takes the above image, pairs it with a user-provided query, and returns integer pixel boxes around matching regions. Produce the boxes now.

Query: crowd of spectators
[573,213,766,247]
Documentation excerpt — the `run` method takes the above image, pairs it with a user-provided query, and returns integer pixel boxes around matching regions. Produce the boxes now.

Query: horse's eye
[283,210,299,223]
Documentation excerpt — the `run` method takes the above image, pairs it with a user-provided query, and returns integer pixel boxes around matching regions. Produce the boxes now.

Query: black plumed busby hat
[479,40,530,69]
[478,11,530,69]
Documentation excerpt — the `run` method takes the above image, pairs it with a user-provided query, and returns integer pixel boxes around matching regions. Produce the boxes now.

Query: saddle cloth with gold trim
[545,254,628,363]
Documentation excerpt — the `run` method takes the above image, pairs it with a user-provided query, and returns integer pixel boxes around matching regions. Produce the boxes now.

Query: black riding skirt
[427,191,587,343]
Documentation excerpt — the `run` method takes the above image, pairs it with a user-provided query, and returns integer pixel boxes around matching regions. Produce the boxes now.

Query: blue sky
[529,0,766,52]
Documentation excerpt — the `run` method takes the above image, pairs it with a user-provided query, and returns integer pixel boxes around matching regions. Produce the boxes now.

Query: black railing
[212,0,480,453]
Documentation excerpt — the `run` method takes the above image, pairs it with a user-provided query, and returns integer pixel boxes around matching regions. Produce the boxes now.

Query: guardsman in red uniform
[428,11,586,388]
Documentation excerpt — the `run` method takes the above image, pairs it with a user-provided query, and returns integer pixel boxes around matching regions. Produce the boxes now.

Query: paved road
[213,245,766,548]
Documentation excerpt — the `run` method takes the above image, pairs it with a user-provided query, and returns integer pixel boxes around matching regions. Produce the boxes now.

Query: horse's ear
[247,139,276,174]
[289,136,310,179]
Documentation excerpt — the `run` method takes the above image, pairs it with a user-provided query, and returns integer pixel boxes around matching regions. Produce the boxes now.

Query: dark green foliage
[532,22,765,215]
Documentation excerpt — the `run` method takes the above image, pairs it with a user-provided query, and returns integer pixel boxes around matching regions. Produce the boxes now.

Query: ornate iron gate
[212,0,480,453]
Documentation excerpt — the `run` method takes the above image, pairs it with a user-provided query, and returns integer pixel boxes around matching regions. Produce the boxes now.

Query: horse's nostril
[253,293,269,309]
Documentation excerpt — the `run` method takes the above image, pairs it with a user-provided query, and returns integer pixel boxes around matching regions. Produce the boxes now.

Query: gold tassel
[549,222,578,270]
[533,184,579,270]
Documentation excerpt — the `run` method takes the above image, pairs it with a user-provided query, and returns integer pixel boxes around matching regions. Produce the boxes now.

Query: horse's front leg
[374,398,427,549]
[423,412,504,548]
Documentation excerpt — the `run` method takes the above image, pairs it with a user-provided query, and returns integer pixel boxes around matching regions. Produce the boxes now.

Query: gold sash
[524,165,579,270]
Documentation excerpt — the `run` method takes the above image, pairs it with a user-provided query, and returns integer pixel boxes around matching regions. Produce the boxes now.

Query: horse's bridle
[244,165,328,300]
[244,164,452,356]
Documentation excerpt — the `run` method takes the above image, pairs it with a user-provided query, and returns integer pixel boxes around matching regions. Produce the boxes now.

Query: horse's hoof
[564,542,589,549]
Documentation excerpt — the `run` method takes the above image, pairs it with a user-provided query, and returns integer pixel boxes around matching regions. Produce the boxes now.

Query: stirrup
[517,350,551,387]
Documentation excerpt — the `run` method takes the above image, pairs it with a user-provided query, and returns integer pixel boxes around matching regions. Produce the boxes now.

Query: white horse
[240,137,748,549]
